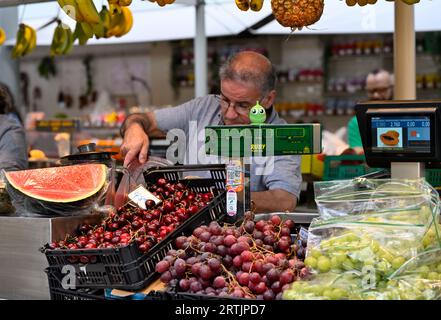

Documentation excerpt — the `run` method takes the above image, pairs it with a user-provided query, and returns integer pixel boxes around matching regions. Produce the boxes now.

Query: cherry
[157,178,167,187]
[162,201,175,213]
[188,205,199,215]
[145,199,156,209]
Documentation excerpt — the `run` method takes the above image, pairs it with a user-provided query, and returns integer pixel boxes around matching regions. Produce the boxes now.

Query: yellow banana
[0,28,6,46]
[11,25,26,59]
[80,22,94,38]
[235,0,250,11]
[22,25,37,57]
[93,6,110,39]
[109,3,122,15]
[107,7,132,37]
[116,7,133,37]
[249,0,263,11]
[57,0,85,22]
[51,22,72,56]
[62,27,74,54]
[75,0,101,24]
[73,22,89,45]
[118,0,132,6]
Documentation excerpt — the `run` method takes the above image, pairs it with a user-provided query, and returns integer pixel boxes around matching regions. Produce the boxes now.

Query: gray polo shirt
[0,115,28,172]
[154,95,302,198]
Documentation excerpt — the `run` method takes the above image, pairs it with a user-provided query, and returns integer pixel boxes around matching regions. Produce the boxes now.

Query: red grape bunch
[155,215,308,300]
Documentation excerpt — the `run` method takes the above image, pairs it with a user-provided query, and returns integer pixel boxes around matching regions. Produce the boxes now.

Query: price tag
[299,227,309,242]
[128,185,161,209]
[226,189,237,217]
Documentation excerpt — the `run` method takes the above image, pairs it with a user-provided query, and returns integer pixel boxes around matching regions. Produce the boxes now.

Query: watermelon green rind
[5,164,108,203]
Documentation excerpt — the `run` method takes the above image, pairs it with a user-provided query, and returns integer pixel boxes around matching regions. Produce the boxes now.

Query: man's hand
[251,189,297,213]
[120,123,150,167]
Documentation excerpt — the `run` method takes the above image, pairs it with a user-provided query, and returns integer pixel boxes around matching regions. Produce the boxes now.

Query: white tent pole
[194,0,207,98]
[394,1,416,100]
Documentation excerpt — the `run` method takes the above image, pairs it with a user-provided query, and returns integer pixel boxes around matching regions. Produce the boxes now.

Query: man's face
[366,72,393,100]
[219,80,265,125]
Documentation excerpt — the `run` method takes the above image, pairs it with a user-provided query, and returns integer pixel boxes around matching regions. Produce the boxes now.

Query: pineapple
[271,0,324,30]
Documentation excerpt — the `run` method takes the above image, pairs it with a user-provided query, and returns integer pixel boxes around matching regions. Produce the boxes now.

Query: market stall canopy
[3,0,441,46]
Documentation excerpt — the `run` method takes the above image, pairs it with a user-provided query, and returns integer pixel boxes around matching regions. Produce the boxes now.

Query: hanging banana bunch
[108,0,132,6]
[149,0,175,8]
[57,0,101,24]
[234,0,264,11]
[50,21,74,56]
[345,0,419,6]
[11,24,37,59]
[106,6,133,38]
[93,6,111,39]
[271,0,324,31]
[0,27,6,46]
[73,22,92,45]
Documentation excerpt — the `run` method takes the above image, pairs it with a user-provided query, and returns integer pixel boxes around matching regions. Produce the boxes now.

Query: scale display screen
[370,116,431,153]
[355,102,441,168]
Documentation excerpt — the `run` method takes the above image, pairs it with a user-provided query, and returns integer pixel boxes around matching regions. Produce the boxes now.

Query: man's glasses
[367,86,392,95]
[217,93,263,116]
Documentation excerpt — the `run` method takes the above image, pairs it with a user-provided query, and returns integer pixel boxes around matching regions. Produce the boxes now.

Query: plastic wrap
[283,178,441,300]
[4,163,110,217]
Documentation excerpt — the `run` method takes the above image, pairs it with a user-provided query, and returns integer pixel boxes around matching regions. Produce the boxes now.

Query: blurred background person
[347,69,394,153]
[0,83,28,171]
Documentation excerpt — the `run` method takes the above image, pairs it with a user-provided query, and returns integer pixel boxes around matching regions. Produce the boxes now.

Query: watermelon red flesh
[5,164,107,203]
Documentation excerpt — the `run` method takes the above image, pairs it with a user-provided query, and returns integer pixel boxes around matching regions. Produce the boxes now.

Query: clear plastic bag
[114,160,146,209]
[4,163,110,217]
[314,178,437,221]
[283,178,441,300]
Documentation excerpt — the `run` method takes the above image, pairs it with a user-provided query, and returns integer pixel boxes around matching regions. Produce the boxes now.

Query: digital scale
[205,121,322,220]
[355,100,441,179]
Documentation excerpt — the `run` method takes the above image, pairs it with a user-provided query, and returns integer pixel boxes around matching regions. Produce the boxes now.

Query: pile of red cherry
[48,178,214,257]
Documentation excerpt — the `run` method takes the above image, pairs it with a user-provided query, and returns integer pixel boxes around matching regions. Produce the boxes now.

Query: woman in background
[0,83,27,171]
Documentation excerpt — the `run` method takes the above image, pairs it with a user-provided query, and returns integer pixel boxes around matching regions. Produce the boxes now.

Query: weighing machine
[355,100,441,179]
[205,107,322,220]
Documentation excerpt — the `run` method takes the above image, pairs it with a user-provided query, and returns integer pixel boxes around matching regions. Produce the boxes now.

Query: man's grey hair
[219,52,277,95]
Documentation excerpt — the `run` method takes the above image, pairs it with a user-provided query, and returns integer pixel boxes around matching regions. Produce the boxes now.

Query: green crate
[323,155,381,181]
[425,169,441,188]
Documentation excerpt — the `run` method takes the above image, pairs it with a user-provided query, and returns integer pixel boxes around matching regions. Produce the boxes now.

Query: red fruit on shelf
[85,243,96,249]
[162,201,174,213]
[145,199,156,209]
[188,205,199,215]
[157,178,167,187]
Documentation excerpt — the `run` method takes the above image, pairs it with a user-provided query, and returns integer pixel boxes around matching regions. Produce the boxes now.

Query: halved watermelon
[5,164,107,203]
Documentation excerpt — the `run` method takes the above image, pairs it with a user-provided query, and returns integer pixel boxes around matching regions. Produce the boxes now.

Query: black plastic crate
[45,268,105,300]
[42,165,226,290]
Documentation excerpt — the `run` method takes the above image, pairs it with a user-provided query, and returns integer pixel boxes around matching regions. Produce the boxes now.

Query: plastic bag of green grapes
[305,221,427,280]
[382,248,441,300]
[314,178,439,223]
[283,271,373,300]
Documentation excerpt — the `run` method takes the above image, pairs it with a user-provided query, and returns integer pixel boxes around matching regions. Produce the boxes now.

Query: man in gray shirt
[0,115,28,172]
[120,51,301,213]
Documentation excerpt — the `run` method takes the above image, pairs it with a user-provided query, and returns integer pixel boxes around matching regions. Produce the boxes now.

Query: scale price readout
[35,119,80,133]
[204,124,322,157]
[355,101,441,168]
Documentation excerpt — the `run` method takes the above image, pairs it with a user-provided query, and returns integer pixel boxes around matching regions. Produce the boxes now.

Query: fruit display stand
[105,212,317,301]
[40,164,227,298]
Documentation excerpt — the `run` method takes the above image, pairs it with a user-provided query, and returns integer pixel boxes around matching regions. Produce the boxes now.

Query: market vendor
[347,69,394,153]
[120,51,301,213]
[0,84,28,172]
